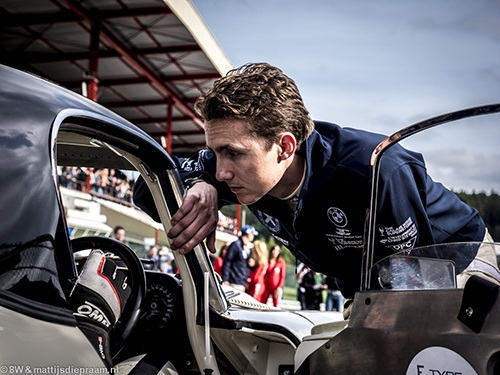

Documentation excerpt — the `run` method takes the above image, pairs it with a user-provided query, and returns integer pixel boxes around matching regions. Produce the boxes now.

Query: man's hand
[167,181,218,255]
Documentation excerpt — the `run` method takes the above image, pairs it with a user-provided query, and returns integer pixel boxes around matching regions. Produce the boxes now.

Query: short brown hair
[194,63,314,151]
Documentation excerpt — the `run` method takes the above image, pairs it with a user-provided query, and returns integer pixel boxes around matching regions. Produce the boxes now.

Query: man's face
[243,233,255,244]
[206,118,286,205]
[114,229,125,242]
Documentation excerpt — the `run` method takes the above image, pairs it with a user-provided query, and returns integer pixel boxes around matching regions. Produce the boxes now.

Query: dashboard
[139,270,183,331]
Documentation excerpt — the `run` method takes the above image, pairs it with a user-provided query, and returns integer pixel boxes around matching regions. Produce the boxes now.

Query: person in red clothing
[213,244,228,277]
[260,245,287,307]
[246,240,268,301]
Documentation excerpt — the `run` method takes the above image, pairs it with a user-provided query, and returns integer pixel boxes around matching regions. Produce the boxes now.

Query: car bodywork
[1,64,500,375]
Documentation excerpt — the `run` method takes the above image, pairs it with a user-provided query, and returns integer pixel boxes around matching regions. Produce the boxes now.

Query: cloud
[423,148,500,193]
[191,0,500,192]
[0,131,34,149]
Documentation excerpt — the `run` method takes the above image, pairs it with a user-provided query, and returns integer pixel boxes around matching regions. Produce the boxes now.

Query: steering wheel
[71,236,146,357]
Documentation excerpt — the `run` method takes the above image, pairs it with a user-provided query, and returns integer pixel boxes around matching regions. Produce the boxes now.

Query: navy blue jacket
[135,121,485,297]
[221,237,250,286]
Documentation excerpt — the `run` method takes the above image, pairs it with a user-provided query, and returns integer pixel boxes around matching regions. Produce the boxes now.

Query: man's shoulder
[312,121,425,173]
[309,121,387,160]
[313,121,385,141]
[176,149,215,171]
[228,237,243,249]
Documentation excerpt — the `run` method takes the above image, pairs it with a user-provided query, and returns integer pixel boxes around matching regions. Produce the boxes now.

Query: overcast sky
[191,0,500,193]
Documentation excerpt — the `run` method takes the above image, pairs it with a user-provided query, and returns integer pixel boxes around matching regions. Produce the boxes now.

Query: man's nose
[216,160,233,181]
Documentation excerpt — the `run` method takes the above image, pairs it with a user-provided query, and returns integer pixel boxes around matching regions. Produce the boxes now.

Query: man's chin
[236,194,259,206]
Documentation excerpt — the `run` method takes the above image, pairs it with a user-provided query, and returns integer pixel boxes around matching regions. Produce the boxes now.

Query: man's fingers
[169,183,216,234]
[176,222,216,255]
[168,203,200,243]
[206,230,216,254]
[167,181,218,254]
[169,193,198,229]
[168,202,215,250]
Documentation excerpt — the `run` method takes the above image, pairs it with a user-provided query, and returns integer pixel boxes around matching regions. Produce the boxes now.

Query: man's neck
[268,154,306,199]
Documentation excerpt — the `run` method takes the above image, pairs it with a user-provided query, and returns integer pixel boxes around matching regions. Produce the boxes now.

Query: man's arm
[133,175,161,222]
[133,151,238,255]
[133,177,219,254]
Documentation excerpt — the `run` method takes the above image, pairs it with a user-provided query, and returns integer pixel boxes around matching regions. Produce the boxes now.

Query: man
[113,225,126,242]
[135,63,499,298]
[301,270,323,311]
[158,245,175,274]
[221,225,258,292]
[295,263,309,310]
[324,276,344,312]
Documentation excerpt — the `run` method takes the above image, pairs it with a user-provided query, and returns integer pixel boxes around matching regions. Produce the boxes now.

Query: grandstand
[0,0,239,254]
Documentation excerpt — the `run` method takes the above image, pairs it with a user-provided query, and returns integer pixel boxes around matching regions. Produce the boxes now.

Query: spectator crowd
[214,225,287,308]
[216,212,239,236]
[59,166,134,204]
[144,245,178,274]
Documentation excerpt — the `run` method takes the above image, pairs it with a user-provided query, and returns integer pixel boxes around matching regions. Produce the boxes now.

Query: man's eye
[227,151,239,158]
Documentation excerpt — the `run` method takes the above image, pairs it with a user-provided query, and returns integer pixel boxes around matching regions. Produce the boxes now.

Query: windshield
[362,104,500,291]
[370,241,500,290]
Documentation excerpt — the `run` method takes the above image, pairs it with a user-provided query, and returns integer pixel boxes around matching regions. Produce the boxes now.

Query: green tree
[454,190,500,240]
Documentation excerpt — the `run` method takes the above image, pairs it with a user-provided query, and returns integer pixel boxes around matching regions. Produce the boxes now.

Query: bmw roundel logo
[327,207,347,227]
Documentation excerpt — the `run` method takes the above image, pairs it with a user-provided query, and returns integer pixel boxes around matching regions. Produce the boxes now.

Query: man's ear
[278,133,297,161]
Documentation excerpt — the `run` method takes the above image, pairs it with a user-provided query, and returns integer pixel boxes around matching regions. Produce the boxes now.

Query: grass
[283,286,297,301]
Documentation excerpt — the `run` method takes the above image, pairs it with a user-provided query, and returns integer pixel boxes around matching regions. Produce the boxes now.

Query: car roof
[0,65,174,304]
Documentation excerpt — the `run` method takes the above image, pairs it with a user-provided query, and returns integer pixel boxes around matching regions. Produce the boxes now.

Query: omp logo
[75,301,111,327]
[327,207,347,228]
[98,336,106,359]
